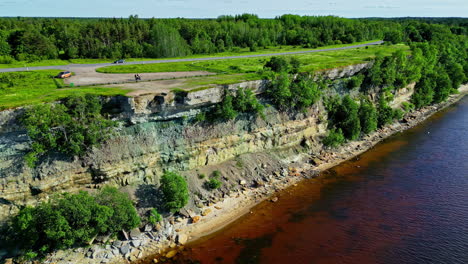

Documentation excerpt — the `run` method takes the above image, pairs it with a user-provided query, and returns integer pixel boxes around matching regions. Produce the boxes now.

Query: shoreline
[133,85,468,263]
[32,85,467,264]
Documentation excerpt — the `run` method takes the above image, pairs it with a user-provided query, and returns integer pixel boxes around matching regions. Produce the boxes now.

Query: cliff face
[0,63,406,223]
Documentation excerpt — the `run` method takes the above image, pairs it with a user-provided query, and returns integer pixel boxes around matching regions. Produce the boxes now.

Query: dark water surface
[158,97,468,264]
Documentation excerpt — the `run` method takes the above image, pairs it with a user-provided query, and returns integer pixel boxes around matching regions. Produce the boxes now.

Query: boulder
[144,224,153,232]
[112,240,123,248]
[165,250,178,258]
[120,243,130,255]
[130,228,142,240]
[177,234,188,245]
[239,180,246,185]
[131,240,141,248]
[271,197,279,203]
[191,216,201,223]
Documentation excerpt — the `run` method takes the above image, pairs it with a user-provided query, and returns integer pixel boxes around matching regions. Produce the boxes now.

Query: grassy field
[0,42,408,109]
[0,40,381,69]
[0,70,129,109]
[97,44,409,74]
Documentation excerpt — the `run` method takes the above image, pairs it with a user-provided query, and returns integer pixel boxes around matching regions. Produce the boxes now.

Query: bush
[359,99,378,134]
[11,188,139,257]
[401,102,415,112]
[148,209,162,225]
[22,94,116,167]
[205,177,222,190]
[264,56,290,73]
[327,95,361,140]
[212,92,238,120]
[160,171,189,212]
[194,112,206,122]
[347,74,364,89]
[212,170,221,177]
[0,55,15,64]
[94,186,140,234]
[233,87,264,114]
[323,128,345,147]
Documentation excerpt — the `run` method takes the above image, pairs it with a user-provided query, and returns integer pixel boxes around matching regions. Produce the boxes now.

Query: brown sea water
[148,96,468,264]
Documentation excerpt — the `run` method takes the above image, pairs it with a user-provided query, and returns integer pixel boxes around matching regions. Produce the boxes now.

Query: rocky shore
[14,85,464,264]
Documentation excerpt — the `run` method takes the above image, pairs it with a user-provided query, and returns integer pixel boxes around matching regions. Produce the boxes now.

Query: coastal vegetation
[0,15,467,262]
[21,94,116,167]
[160,171,190,212]
[9,187,139,258]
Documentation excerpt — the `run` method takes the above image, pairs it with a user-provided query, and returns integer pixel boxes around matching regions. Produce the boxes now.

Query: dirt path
[63,66,213,86]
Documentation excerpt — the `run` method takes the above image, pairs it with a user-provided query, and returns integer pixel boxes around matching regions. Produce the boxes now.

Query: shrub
[401,102,415,112]
[359,99,378,134]
[94,186,140,234]
[392,108,404,120]
[11,188,139,257]
[160,171,189,212]
[323,128,345,147]
[198,173,206,179]
[327,95,361,140]
[264,56,290,73]
[212,170,221,178]
[266,72,292,109]
[233,87,264,114]
[212,92,238,120]
[148,209,162,225]
[22,94,116,167]
[289,73,321,111]
[205,177,222,190]
[347,74,364,89]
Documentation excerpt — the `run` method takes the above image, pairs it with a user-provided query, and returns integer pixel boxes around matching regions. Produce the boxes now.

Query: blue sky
[0,0,467,18]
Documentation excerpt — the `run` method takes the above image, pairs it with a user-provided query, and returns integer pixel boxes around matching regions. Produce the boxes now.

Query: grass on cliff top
[0,40,380,69]
[97,44,409,75]
[0,70,129,109]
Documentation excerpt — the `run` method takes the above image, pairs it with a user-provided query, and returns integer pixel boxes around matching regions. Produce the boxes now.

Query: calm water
[152,97,468,264]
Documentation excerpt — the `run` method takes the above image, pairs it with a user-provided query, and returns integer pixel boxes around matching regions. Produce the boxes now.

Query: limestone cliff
[0,63,407,223]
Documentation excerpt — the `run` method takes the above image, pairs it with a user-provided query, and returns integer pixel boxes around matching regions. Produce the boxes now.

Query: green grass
[0,59,69,69]
[0,40,381,69]
[0,42,408,109]
[98,44,408,76]
[0,70,129,109]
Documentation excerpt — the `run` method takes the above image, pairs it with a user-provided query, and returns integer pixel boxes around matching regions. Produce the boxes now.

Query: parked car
[113,59,125,64]
[55,71,72,78]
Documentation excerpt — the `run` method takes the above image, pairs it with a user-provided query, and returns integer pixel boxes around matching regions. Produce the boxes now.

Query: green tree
[266,72,292,109]
[213,92,238,120]
[323,128,345,147]
[22,95,116,167]
[233,87,264,114]
[412,74,435,108]
[432,68,453,103]
[160,171,189,212]
[95,186,140,233]
[359,99,378,134]
[264,56,290,73]
[289,74,321,110]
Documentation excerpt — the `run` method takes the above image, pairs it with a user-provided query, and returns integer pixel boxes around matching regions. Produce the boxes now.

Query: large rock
[120,242,130,255]
[177,234,188,245]
[130,228,142,240]
[165,250,178,258]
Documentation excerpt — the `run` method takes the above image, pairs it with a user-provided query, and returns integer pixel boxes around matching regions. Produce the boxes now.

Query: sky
[0,0,467,18]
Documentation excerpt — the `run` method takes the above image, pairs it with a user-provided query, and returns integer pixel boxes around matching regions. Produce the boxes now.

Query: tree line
[0,15,437,62]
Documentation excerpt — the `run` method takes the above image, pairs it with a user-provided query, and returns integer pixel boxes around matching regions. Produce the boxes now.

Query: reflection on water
[145,97,468,264]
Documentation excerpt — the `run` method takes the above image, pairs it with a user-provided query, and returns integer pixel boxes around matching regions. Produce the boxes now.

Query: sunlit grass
[0,70,128,109]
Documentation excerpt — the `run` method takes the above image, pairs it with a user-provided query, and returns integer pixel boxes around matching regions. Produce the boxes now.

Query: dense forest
[0,15,465,62]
